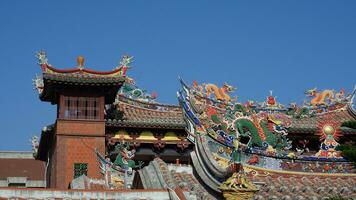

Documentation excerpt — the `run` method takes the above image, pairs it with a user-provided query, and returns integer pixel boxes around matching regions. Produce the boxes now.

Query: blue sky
[0,1,355,150]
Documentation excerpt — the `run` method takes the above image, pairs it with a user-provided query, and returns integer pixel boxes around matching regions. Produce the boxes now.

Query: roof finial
[119,54,133,68]
[77,55,84,69]
[36,50,49,65]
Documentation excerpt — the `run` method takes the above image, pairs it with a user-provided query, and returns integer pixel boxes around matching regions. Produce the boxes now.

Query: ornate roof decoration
[191,80,237,102]
[117,78,157,103]
[95,147,142,189]
[254,91,285,111]
[177,77,355,196]
[35,51,127,103]
[178,78,290,150]
[314,113,343,158]
[36,51,129,78]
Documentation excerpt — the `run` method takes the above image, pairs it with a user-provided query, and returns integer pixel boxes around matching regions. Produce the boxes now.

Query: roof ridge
[119,101,182,113]
[118,95,180,108]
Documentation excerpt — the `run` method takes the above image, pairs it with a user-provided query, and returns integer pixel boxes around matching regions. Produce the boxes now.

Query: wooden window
[73,163,88,179]
[62,96,100,120]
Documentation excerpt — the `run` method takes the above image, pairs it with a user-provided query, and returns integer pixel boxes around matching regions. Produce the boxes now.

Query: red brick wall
[49,119,106,189]
[56,119,105,136]
[50,135,105,189]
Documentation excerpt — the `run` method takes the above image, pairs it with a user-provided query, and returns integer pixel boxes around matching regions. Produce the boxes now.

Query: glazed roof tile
[43,73,125,85]
[251,172,356,199]
[139,158,356,199]
[106,96,186,129]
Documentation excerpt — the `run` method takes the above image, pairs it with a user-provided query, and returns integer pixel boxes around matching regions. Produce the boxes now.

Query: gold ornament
[323,125,335,135]
[77,56,84,68]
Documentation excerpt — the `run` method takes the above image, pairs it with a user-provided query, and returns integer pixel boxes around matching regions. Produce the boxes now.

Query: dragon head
[305,87,317,96]
[223,82,237,93]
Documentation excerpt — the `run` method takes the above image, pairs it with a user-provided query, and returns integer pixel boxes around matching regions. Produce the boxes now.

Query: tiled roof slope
[246,166,356,200]
[43,73,125,85]
[138,158,215,200]
[289,105,356,134]
[106,96,186,129]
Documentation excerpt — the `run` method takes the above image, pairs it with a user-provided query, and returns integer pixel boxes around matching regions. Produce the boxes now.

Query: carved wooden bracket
[154,131,165,140]
[177,140,189,151]
[129,131,140,140]
[153,140,166,150]
[129,140,141,148]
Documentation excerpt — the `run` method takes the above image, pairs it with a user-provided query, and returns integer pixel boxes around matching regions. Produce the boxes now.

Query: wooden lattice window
[74,163,88,179]
[63,96,100,120]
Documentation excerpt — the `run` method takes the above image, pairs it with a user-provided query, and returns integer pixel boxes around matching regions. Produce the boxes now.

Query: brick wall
[56,119,105,136]
[50,120,106,189]
[51,136,105,189]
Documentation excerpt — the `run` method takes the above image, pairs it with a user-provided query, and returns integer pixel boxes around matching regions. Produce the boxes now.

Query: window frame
[73,163,88,179]
[60,95,102,120]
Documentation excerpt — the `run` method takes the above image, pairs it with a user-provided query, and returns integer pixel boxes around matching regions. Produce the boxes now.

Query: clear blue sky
[0,1,355,150]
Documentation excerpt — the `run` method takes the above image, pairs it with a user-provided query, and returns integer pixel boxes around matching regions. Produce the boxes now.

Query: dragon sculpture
[178,79,356,195]
[112,142,143,170]
[180,79,291,150]
[116,54,133,76]
[118,80,157,102]
[177,78,294,185]
[96,142,143,189]
[200,81,237,102]
[305,88,335,107]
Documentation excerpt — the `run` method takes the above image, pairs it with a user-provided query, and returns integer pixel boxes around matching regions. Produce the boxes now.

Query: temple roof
[35,52,126,104]
[106,96,356,136]
[106,96,186,129]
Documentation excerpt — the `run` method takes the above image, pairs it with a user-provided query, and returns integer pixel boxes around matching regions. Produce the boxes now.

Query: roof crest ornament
[36,50,49,66]
[32,74,44,94]
[118,54,133,69]
[77,55,85,70]
[115,54,133,77]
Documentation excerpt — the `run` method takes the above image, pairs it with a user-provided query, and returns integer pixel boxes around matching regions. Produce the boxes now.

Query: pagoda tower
[34,52,126,189]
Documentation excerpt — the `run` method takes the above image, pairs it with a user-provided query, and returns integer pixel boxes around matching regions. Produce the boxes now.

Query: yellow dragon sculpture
[204,83,237,102]
[305,88,335,107]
